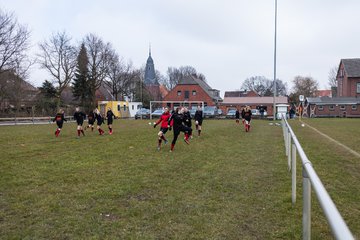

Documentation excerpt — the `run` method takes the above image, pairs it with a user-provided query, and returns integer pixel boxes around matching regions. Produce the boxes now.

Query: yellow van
[98,101,130,118]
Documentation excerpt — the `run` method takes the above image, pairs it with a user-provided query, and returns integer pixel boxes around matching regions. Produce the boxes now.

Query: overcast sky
[1,0,360,96]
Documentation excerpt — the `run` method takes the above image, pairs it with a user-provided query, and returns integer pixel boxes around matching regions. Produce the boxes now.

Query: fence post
[303,165,311,240]
[292,143,297,205]
[287,129,291,171]
[285,127,289,156]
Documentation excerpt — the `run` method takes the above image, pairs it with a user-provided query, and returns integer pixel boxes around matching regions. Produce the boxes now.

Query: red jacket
[155,112,172,128]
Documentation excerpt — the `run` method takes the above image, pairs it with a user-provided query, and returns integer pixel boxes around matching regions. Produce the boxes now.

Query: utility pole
[273,0,278,120]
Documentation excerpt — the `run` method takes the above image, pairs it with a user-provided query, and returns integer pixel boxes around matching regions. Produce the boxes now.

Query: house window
[357,83,360,93]
[352,105,357,110]
[132,105,134,110]
[184,91,189,99]
[318,105,323,111]
[124,105,126,111]
[329,105,335,111]
[177,91,181,96]
[192,90,197,96]
[340,105,346,110]
[117,105,120,111]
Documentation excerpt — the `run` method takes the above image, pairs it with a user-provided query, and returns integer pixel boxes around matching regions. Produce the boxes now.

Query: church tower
[144,46,158,85]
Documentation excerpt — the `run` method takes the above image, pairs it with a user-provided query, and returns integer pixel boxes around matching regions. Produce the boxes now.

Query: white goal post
[149,101,205,119]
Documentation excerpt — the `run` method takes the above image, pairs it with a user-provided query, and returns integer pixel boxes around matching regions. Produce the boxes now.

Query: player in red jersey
[153,107,171,151]
[53,109,67,137]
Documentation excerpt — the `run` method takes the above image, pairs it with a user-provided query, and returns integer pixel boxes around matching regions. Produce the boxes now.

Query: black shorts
[77,120,84,126]
[88,119,95,125]
[174,125,192,135]
[56,121,63,128]
[107,119,113,125]
[160,127,168,134]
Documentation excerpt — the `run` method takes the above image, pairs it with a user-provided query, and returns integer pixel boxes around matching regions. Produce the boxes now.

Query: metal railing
[281,116,354,240]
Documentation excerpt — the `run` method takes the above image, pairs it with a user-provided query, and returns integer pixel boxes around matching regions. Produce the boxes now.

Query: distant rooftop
[340,58,360,77]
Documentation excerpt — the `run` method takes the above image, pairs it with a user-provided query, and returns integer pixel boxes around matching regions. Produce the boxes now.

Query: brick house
[337,58,360,97]
[306,58,360,117]
[306,96,360,117]
[163,75,222,108]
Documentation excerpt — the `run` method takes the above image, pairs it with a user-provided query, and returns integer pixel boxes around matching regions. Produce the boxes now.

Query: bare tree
[38,31,77,107]
[241,76,287,96]
[289,75,319,103]
[0,10,31,74]
[84,33,112,108]
[106,52,138,101]
[0,10,33,115]
[161,65,207,90]
[328,66,338,88]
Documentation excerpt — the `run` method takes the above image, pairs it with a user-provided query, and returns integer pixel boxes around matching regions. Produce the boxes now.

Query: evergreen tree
[39,80,57,98]
[72,43,90,110]
[37,80,57,114]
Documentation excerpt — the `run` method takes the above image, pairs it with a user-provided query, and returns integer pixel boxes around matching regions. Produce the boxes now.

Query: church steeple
[144,45,157,85]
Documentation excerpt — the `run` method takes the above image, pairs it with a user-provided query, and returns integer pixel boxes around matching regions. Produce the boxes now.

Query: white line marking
[301,121,360,158]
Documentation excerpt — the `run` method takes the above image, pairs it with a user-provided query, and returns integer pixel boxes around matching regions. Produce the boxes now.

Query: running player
[235,108,240,124]
[53,109,67,137]
[86,110,95,131]
[168,107,192,152]
[183,107,192,138]
[241,106,246,125]
[153,107,171,150]
[106,107,115,135]
[243,106,252,132]
[194,106,203,136]
[74,107,86,137]
[94,108,105,135]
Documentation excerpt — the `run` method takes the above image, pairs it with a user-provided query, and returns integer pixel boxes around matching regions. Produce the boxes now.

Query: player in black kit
[106,107,115,135]
[53,109,67,137]
[168,107,192,152]
[194,106,203,136]
[86,110,95,131]
[94,108,105,135]
[74,107,86,137]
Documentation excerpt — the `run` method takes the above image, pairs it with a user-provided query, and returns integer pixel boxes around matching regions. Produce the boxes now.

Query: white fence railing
[281,116,354,240]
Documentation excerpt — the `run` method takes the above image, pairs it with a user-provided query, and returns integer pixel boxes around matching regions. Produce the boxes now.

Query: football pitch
[0,119,359,239]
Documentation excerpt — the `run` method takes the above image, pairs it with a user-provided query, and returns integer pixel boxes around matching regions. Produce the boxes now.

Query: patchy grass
[0,119,358,239]
[289,118,360,239]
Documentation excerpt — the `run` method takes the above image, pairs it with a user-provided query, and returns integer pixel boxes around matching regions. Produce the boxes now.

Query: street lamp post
[273,0,278,120]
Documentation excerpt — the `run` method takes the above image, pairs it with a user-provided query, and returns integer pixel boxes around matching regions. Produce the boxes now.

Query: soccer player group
[153,106,203,152]
[52,104,252,152]
[235,106,253,132]
[53,107,115,138]
[153,105,252,152]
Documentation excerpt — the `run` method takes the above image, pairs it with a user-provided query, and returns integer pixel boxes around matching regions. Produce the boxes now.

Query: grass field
[0,118,359,239]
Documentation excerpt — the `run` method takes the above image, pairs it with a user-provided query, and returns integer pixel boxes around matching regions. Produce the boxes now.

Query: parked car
[135,108,150,119]
[203,106,218,118]
[226,109,237,118]
[251,109,260,116]
[251,109,268,118]
[151,109,164,118]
